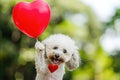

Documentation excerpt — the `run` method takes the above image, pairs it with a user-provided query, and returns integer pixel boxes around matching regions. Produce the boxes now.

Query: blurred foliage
[0,0,120,80]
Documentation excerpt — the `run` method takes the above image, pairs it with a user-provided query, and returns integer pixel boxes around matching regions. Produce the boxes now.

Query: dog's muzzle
[50,54,64,64]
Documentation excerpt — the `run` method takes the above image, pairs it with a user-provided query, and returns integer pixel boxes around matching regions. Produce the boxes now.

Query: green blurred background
[0,0,120,80]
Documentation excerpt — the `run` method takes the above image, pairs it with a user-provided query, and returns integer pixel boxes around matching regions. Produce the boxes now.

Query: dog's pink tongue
[48,64,58,73]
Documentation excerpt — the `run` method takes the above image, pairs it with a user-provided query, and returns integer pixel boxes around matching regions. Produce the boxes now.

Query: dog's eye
[63,49,67,53]
[53,46,58,49]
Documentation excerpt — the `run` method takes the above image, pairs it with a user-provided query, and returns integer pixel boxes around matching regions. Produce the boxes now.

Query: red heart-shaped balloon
[12,0,50,38]
[48,64,58,73]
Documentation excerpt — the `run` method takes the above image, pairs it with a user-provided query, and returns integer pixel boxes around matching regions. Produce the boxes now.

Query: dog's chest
[40,65,65,80]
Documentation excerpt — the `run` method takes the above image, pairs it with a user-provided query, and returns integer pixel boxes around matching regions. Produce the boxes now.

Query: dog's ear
[66,50,80,71]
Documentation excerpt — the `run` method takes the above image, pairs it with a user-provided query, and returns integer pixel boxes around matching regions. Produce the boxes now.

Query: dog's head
[42,34,80,70]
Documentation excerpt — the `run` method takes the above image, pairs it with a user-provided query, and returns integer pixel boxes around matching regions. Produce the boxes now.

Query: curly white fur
[35,34,80,80]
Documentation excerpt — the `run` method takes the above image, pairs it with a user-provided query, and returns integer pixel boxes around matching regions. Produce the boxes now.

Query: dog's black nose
[55,54,59,58]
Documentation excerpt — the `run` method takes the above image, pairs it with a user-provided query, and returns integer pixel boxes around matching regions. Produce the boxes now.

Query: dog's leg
[35,41,47,74]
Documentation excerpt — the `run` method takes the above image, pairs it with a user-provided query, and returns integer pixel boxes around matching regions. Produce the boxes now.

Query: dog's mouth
[53,58,59,64]
[50,56,64,64]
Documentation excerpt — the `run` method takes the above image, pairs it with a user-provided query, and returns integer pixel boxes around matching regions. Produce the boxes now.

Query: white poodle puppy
[35,34,80,80]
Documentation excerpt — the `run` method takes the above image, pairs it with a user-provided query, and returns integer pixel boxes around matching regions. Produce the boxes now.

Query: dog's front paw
[35,41,45,52]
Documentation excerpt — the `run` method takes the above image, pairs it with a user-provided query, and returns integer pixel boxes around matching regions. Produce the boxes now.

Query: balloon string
[36,38,38,42]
